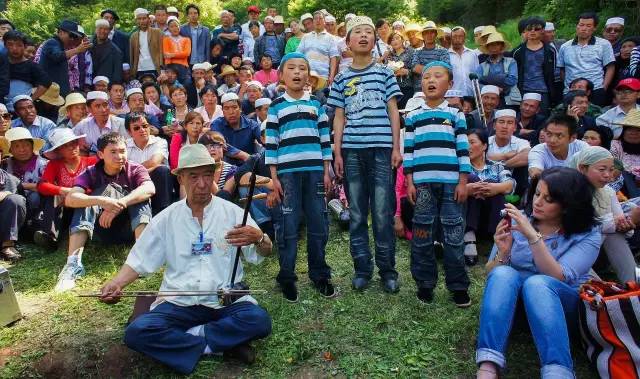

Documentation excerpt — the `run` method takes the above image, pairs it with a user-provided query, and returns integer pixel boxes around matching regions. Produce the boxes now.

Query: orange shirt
[162,35,191,67]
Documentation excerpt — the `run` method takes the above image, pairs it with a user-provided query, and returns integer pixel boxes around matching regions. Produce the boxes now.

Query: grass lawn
[0,221,597,378]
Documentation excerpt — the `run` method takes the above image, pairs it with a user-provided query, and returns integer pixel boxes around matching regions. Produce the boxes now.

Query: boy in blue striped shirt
[403,61,472,307]
[265,52,334,302]
[327,16,403,293]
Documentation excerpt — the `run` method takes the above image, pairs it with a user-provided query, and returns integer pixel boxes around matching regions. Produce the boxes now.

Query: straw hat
[422,21,443,38]
[38,82,65,106]
[616,109,640,128]
[219,65,238,77]
[0,127,45,155]
[405,23,424,41]
[58,92,87,118]
[480,25,498,38]
[479,32,510,54]
[42,128,86,160]
[171,144,220,175]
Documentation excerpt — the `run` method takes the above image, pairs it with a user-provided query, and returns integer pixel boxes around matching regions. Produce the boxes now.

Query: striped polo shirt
[403,100,471,184]
[264,92,332,174]
[327,62,402,149]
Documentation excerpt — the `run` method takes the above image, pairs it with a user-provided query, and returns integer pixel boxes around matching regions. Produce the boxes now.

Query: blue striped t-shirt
[264,92,332,174]
[327,62,402,149]
[403,100,471,184]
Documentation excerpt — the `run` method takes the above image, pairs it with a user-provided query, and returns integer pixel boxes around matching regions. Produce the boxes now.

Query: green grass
[0,222,597,378]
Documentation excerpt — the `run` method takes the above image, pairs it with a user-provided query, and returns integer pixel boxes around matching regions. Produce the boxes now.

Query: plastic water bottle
[165,109,174,126]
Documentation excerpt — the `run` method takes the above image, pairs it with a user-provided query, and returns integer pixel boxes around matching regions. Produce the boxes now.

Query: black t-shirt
[10,60,51,87]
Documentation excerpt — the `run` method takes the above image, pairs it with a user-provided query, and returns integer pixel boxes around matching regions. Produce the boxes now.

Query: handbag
[578,279,640,379]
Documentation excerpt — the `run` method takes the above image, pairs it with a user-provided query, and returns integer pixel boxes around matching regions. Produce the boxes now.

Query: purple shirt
[74,160,150,194]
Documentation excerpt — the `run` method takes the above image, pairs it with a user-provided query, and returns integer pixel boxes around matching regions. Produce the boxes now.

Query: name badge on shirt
[192,232,213,256]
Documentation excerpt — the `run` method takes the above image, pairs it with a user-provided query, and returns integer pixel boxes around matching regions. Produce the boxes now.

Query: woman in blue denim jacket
[476,167,600,379]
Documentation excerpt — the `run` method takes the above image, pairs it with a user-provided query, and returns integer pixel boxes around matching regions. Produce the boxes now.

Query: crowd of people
[0,5,639,377]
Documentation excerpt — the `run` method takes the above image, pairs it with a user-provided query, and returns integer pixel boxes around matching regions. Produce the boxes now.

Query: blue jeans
[276,171,331,284]
[125,301,272,374]
[476,266,579,378]
[410,183,469,290]
[239,186,271,225]
[70,201,152,243]
[343,148,397,280]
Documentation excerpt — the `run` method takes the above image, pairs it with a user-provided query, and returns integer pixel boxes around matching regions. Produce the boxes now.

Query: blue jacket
[0,51,8,105]
[180,24,211,64]
[112,29,130,64]
[39,36,71,96]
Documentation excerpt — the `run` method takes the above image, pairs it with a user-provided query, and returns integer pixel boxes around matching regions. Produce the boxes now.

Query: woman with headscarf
[567,146,640,282]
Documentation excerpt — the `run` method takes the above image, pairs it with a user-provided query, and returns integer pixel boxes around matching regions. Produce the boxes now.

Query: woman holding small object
[476,167,600,379]
[386,31,413,108]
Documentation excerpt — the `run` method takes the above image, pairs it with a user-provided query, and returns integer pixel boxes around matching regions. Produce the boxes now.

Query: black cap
[58,20,83,38]
[100,9,120,22]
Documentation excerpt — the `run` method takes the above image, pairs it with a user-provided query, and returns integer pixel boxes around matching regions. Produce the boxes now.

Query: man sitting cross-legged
[55,132,155,292]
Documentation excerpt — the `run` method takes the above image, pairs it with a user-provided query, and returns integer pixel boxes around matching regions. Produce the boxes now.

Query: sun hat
[87,91,109,102]
[325,15,336,24]
[255,98,272,108]
[125,87,143,99]
[346,16,375,34]
[42,128,86,159]
[200,62,215,71]
[273,15,285,24]
[221,92,240,104]
[615,109,640,128]
[219,65,238,77]
[422,21,443,38]
[452,25,466,34]
[92,76,110,85]
[479,32,510,54]
[522,93,542,102]
[58,92,87,117]
[1,127,45,155]
[172,144,219,175]
[440,26,452,35]
[300,13,313,23]
[37,82,65,106]
[495,109,517,119]
[480,25,497,38]
[192,63,207,72]
[481,85,500,96]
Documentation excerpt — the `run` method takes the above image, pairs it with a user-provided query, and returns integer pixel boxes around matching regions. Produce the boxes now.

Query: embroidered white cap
[255,98,272,108]
[125,87,143,99]
[445,89,463,98]
[480,85,500,96]
[221,92,240,104]
[605,17,625,26]
[522,93,542,102]
[544,22,555,31]
[495,109,517,119]
[133,8,149,18]
[86,91,109,101]
[92,76,109,85]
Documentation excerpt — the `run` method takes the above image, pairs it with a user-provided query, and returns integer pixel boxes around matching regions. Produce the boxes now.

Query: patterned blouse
[611,140,640,178]
[388,48,414,90]
[470,159,516,194]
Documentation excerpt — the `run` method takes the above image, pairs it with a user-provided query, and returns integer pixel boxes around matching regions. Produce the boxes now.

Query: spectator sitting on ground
[217,66,240,96]
[57,92,88,129]
[124,87,163,133]
[108,82,129,116]
[74,91,128,156]
[611,110,640,197]
[254,55,279,87]
[194,84,223,129]
[197,131,237,191]
[142,82,170,124]
[252,98,271,123]
[0,104,11,137]
[211,92,262,165]
[55,132,155,292]
[10,95,56,151]
[242,80,264,114]
[169,111,205,171]
[581,123,614,150]
[470,85,500,133]
[92,76,109,93]
[563,90,596,135]
[0,148,25,262]
[516,93,546,145]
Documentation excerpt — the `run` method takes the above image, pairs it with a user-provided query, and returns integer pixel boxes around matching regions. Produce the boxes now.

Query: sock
[464,231,476,243]
[186,324,205,337]
[203,345,213,355]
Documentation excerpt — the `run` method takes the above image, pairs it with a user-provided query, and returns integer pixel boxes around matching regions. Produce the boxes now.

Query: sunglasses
[606,27,623,33]
[0,113,10,121]
[132,124,150,131]
[526,25,543,31]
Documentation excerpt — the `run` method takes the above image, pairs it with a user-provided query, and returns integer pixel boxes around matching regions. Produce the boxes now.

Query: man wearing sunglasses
[125,112,172,215]
[512,17,556,113]
[603,17,625,57]
[0,104,11,137]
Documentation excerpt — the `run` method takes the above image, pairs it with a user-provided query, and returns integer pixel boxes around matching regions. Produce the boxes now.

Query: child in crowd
[265,52,334,302]
[403,61,472,307]
[0,148,26,261]
[328,16,403,293]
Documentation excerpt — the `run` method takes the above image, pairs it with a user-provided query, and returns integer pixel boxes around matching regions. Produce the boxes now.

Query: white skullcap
[92,76,109,85]
[325,15,336,23]
[480,85,500,96]
[219,10,232,18]
[0,103,7,113]
[544,22,555,31]
[95,19,110,28]
[300,13,313,22]
[392,20,405,28]
[86,91,109,101]
[221,92,240,104]
[285,27,292,33]
[605,17,625,26]
[167,15,180,25]
[247,80,264,90]
[166,6,179,14]
[345,13,356,22]
[12,95,32,104]
[445,89,463,98]
[255,98,272,108]
[134,8,149,18]
[125,87,143,99]
[412,91,425,98]
[264,16,275,22]
[440,26,452,34]
[522,93,542,102]
[192,63,206,71]
[473,26,484,34]
[122,63,131,70]
[495,109,517,119]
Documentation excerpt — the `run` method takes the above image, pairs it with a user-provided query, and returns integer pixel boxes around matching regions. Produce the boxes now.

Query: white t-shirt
[488,135,530,156]
[137,31,156,71]
[528,139,589,171]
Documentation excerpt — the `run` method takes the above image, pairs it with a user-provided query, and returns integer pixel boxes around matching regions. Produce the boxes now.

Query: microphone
[469,73,479,81]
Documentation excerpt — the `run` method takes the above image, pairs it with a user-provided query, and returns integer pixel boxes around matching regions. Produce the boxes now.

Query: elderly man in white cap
[55,132,155,292]
[98,143,272,373]
[74,91,128,155]
[516,92,546,144]
[211,93,262,165]
[129,8,164,80]
[603,17,625,56]
[123,87,161,131]
[296,10,339,87]
[10,95,57,151]
[92,76,109,92]
[90,19,124,84]
[470,85,500,132]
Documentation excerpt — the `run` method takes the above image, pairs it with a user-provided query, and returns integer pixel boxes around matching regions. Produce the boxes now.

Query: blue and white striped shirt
[264,92,332,174]
[403,100,471,184]
[327,62,402,149]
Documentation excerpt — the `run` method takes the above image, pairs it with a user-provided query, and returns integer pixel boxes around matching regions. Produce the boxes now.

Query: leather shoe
[223,343,256,364]
[382,278,399,293]
[351,277,369,291]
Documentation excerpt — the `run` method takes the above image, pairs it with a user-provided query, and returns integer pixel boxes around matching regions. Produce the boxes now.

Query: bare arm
[328,57,338,83]
[141,154,165,171]
[31,85,48,100]
[229,150,250,162]
[413,64,424,75]
[603,64,615,90]
[119,180,156,207]
[503,148,530,168]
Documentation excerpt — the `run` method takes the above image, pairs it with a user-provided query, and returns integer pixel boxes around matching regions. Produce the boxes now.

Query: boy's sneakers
[452,290,471,308]
[416,287,433,304]
[315,279,336,298]
[55,257,85,292]
[382,278,400,293]
[280,282,299,302]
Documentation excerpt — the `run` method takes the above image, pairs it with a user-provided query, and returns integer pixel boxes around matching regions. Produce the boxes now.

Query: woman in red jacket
[35,128,98,248]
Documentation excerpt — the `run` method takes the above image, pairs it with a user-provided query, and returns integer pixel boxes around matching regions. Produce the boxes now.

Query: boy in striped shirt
[404,61,472,307]
[327,16,403,293]
[265,52,334,302]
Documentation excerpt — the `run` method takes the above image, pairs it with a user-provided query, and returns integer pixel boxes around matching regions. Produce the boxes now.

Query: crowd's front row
[0,17,639,379]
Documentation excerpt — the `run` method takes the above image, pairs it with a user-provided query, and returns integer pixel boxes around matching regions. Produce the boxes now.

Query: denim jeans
[239,186,271,225]
[70,201,152,243]
[342,148,397,280]
[149,166,173,216]
[410,183,469,290]
[276,170,331,284]
[476,265,579,378]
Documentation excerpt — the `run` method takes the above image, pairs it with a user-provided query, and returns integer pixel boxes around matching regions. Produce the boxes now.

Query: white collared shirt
[596,104,640,139]
[74,115,128,153]
[125,197,263,309]
[449,46,479,97]
[297,30,340,79]
[488,135,531,156]
[137,30,156,72]
[126,135,168,165]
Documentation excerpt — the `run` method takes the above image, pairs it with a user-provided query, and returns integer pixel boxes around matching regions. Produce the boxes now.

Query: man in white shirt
[98,144,273,374]
[596,78,640,139]
[74,91,128,155]
[129,8,164,79]
[528,114,589,179]
[296,11,339,87]
[449,26,479,97]
[125,112,171,215]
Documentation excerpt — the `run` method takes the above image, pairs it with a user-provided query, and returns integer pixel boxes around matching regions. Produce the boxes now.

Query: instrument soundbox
[0,267,22,327]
